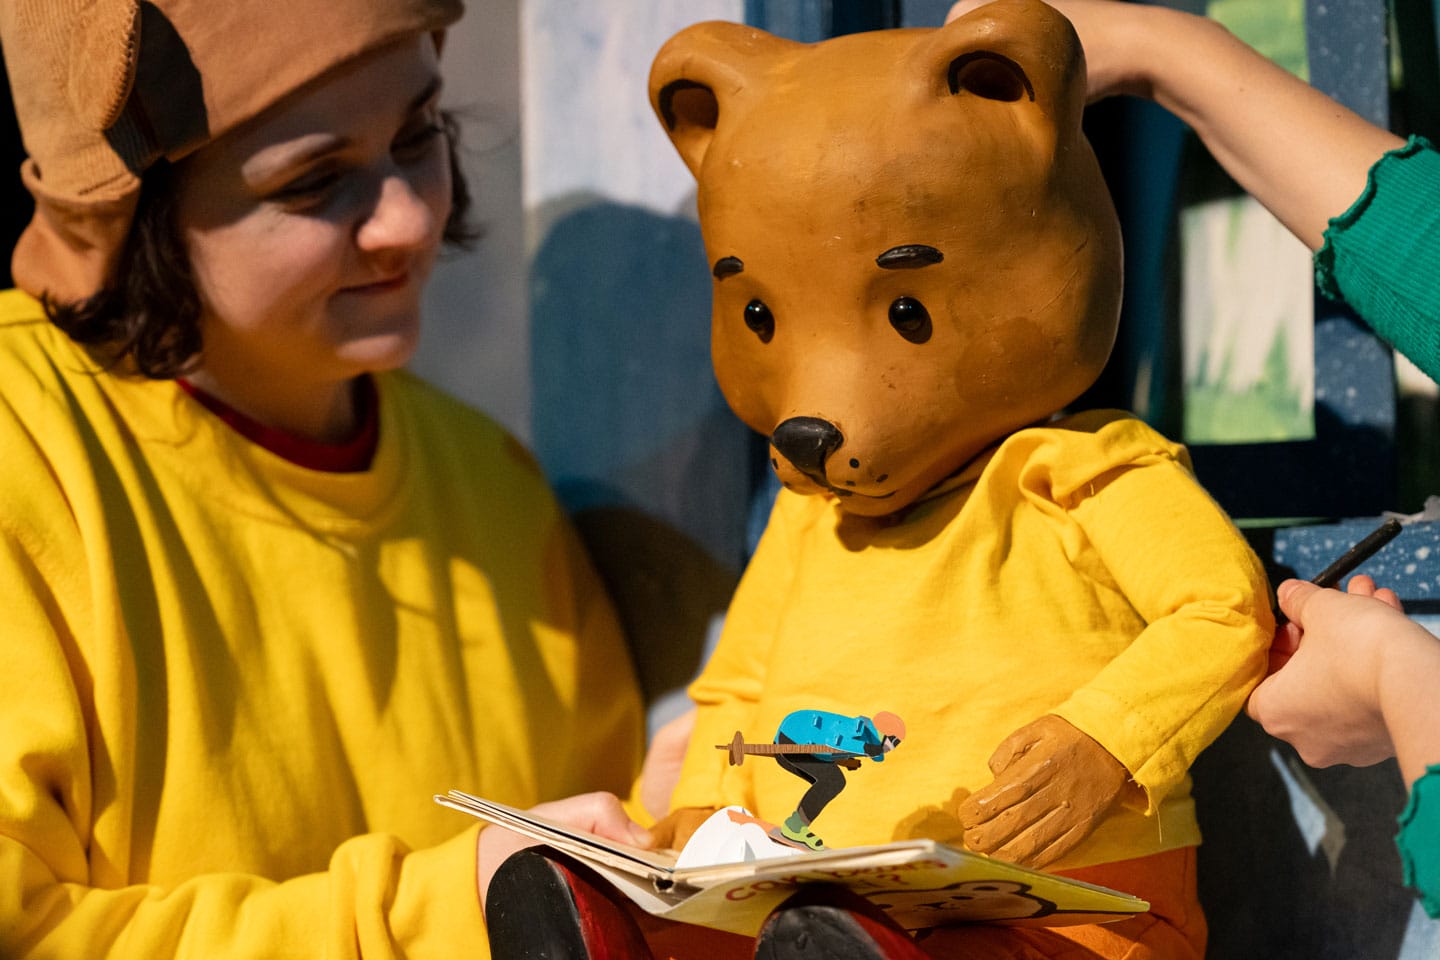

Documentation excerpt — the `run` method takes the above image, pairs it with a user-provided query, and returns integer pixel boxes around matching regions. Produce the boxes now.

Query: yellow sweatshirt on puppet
[0,290,643,959]
[672,409,1272,870]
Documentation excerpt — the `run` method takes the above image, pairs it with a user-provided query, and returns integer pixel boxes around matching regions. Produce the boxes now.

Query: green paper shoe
[774,820,826,851]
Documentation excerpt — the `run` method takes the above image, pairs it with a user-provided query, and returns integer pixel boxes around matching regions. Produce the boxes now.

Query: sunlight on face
[174,34,451,432]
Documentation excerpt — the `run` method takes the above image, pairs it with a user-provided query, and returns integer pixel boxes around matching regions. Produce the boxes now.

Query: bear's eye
[744,299,775,343]
[889,297,932,344]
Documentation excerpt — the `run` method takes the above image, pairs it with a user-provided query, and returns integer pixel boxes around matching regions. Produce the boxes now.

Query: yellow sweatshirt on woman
[0,290,643,958]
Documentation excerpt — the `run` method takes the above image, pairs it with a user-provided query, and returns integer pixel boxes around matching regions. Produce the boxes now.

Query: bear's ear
[648,20,797,178]
[919,0,1086,132]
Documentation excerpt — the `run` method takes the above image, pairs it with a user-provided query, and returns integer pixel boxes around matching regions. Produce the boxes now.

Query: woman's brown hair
[44,112,477,379]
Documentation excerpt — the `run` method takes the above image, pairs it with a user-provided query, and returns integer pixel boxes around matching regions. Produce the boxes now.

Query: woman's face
[175,34,450,398]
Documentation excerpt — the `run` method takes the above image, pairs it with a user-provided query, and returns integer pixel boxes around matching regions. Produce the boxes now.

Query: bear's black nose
[772,417,844,484]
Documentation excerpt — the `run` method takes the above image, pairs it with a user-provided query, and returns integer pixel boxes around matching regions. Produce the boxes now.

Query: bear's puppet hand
[649,806,723,853]
[956,714,1129,868]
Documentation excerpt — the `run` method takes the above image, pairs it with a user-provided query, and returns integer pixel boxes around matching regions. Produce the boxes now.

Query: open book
[437,790,1149,938]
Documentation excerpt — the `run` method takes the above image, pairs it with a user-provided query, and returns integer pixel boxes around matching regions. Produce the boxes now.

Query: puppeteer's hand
[1247,577,1409,771]
[957,714,1128,868]
[648,806,722,853]
[1249,576,1440,788]
[946,0,1154,102]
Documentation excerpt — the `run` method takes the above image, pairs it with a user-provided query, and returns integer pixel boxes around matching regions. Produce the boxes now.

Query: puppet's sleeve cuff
[1053,692,1189,817]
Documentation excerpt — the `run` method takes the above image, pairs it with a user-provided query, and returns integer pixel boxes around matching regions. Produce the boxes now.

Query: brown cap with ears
[0,0,463,304]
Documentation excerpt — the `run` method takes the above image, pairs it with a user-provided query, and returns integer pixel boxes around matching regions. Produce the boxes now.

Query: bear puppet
[642,0,1273,955]
[483,3,1274,958]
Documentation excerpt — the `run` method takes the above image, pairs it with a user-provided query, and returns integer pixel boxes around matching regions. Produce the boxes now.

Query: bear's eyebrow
[712,256,745,280]
[876,245,944,269]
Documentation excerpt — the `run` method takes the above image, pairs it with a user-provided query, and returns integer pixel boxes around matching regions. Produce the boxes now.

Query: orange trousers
[634,846,1206,960]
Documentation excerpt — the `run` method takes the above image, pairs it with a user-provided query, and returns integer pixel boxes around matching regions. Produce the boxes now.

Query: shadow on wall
[529,197,754,710]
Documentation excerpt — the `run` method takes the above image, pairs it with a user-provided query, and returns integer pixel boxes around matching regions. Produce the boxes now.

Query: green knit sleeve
[1315,136,1440,383]
[1397,764,1440,919]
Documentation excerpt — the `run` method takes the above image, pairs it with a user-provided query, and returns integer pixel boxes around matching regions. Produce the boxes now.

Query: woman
[0,1,654,955]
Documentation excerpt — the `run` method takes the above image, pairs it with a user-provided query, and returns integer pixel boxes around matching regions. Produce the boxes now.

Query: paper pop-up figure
[716,710,906,851]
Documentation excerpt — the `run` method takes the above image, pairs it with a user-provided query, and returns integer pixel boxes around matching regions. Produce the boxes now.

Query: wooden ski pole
[715,730,864,766]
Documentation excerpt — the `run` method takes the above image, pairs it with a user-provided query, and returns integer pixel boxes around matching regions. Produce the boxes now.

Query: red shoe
[485,847,654,959]
[754,884,929,959]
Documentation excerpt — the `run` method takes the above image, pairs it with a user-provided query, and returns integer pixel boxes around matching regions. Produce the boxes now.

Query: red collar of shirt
[175,376,379,473]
